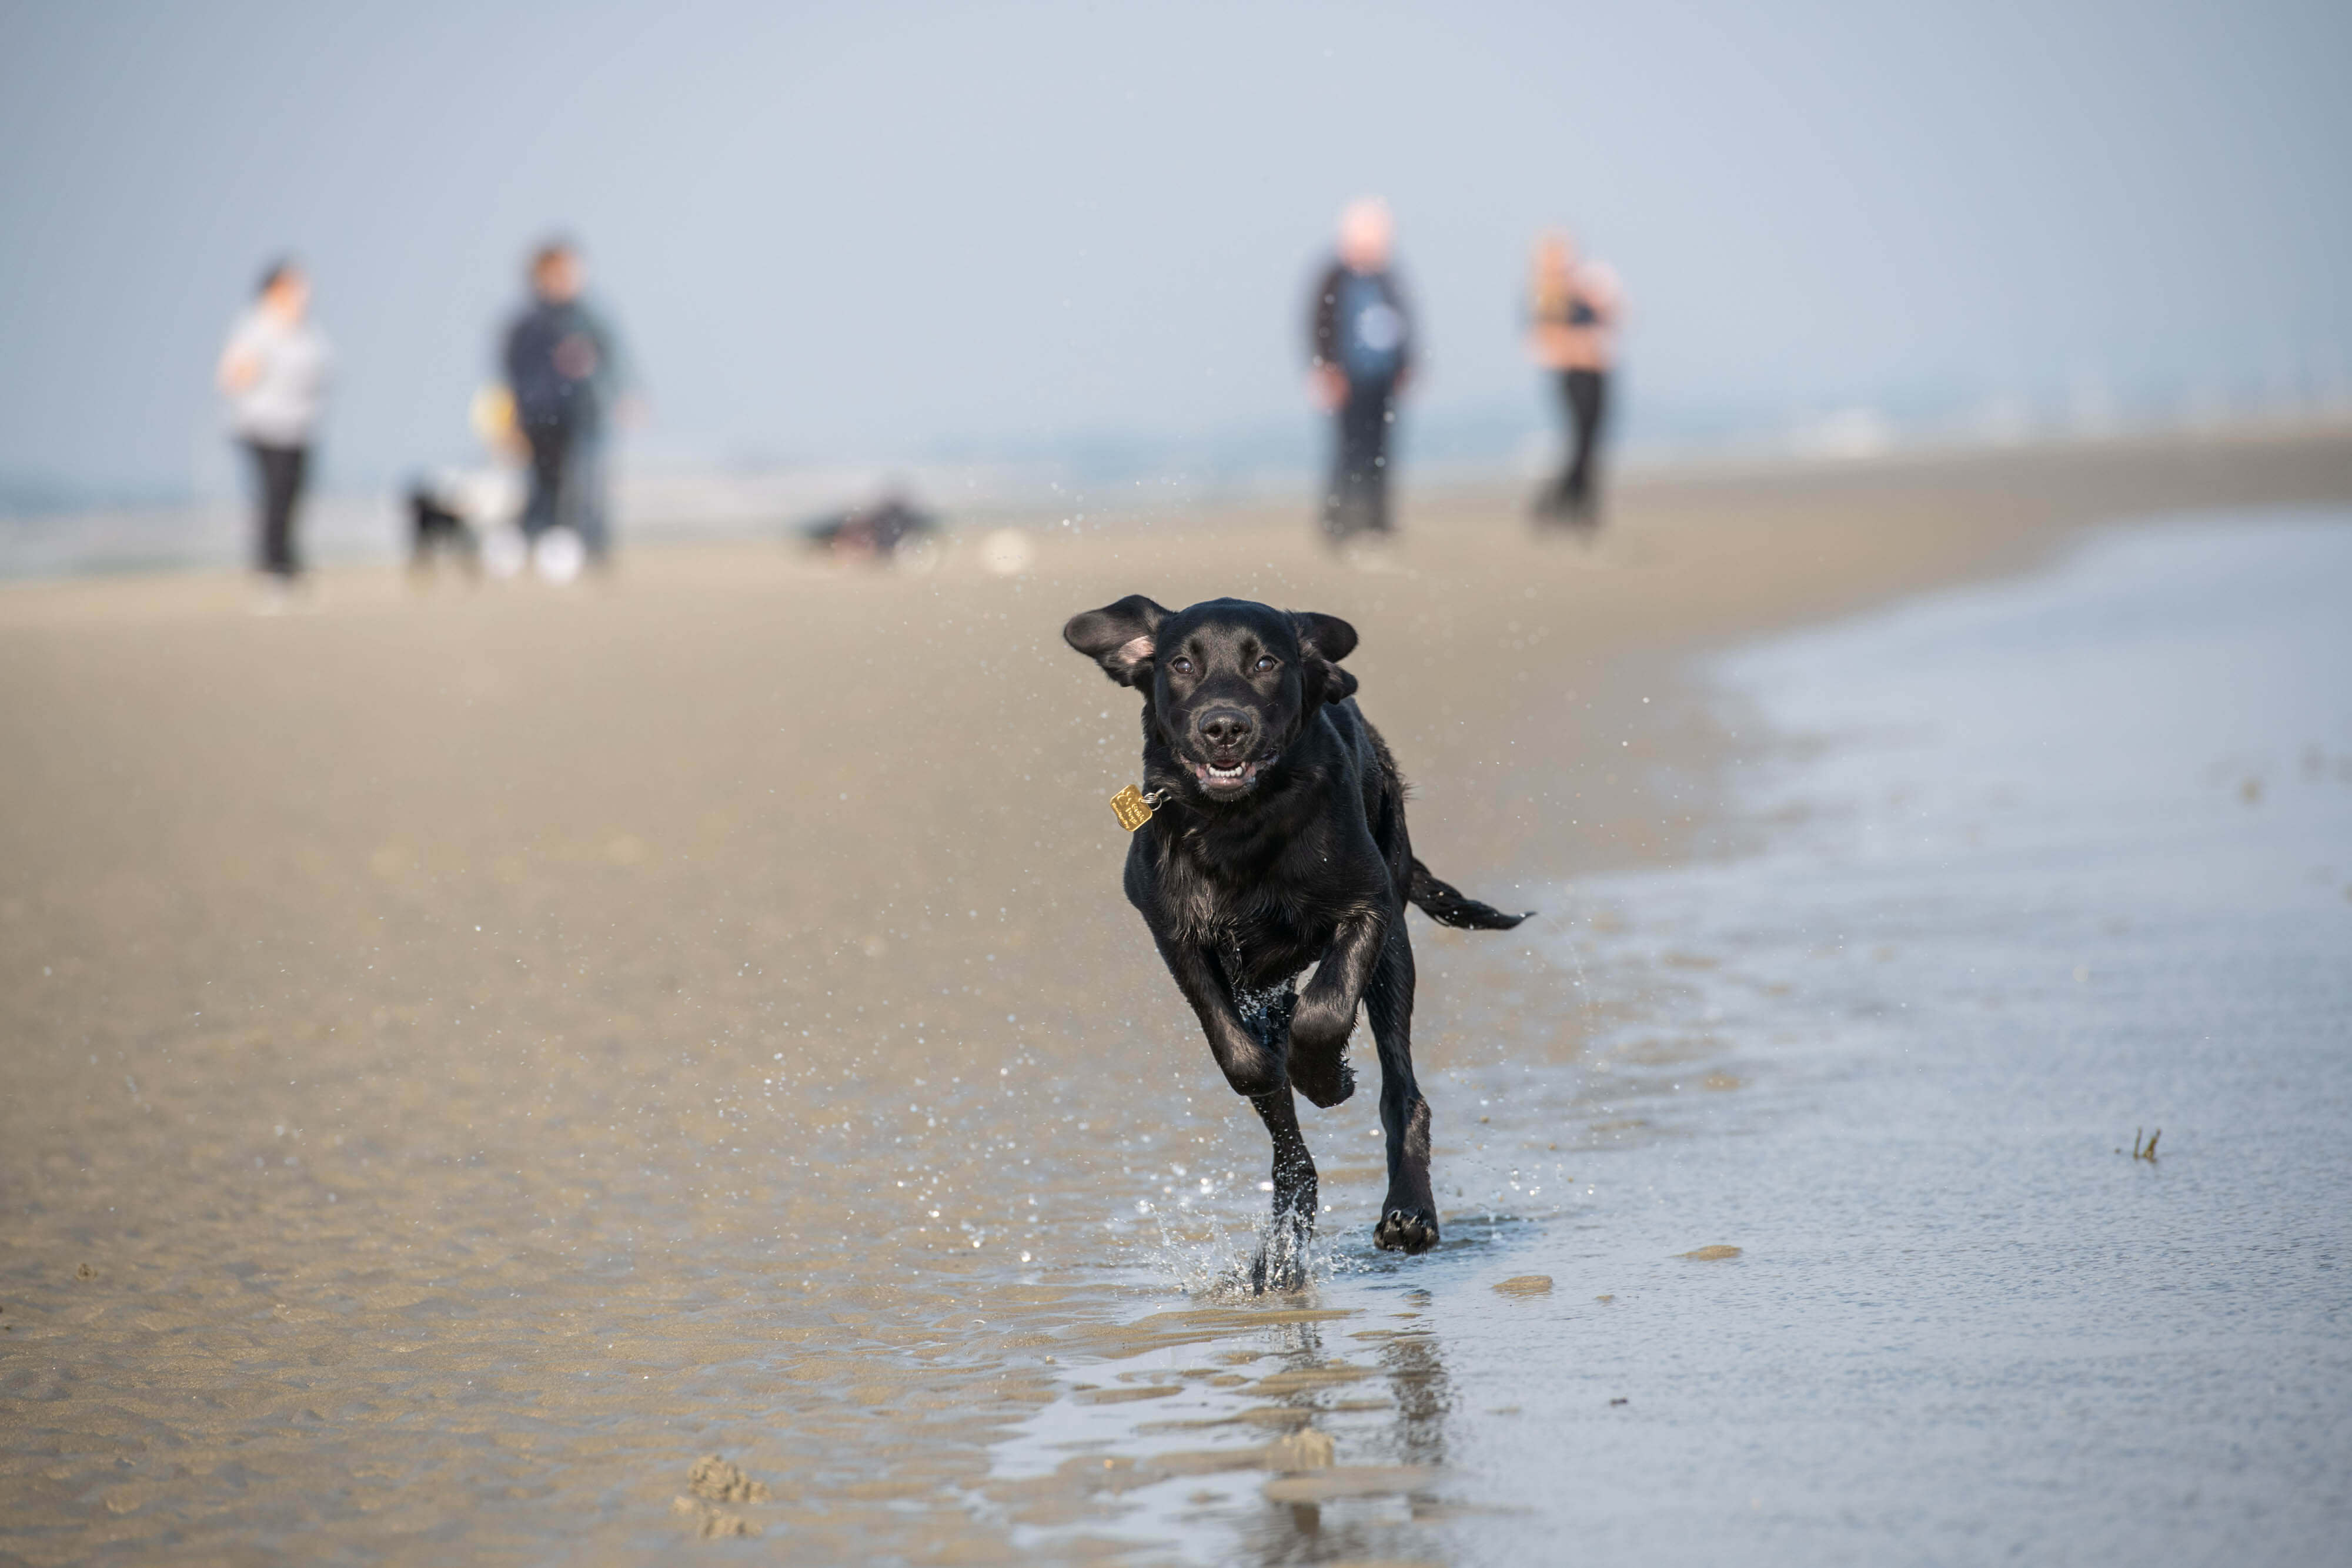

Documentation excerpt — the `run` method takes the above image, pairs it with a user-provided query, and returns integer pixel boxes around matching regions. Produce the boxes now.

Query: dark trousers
[520,420,573,540]
[1322,377,1398,543]
[244,440,308,577]
[520,419,610,559]
[1544,369,1609,522]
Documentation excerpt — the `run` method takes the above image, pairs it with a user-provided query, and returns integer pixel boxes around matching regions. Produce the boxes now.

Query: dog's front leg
[1247,1086,1318,1292]
[1285,911,1384,1108]
[1152,934,1285,1097]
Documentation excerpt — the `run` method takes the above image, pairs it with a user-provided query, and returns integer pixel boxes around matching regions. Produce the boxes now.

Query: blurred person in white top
[216,259,330,586]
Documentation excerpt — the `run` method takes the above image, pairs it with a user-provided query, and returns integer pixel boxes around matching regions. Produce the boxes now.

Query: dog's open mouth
[1191,753,1277,791]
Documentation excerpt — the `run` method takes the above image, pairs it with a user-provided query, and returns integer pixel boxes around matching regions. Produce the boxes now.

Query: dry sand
[3,425,2348,1562]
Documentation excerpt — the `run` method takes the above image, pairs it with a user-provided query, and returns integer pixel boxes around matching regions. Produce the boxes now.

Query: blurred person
[1308,198,1415,548]
[501,239,634,566]
[1526,229,1622,528]
[216,258,330,597]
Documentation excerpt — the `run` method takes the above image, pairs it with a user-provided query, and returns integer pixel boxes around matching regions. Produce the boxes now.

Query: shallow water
[990,511,2352,1563]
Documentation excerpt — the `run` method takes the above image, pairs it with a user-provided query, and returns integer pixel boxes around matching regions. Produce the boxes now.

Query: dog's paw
[1248,1246,1311,1294]
[1288,1051,1355,1109]
[1250,1210,1316,1293]
[1373,1206,1441,1255]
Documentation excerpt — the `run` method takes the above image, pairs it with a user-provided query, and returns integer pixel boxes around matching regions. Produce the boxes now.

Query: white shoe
[533,527,586,584]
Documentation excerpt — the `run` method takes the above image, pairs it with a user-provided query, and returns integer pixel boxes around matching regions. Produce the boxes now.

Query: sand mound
[686,1453,771,1503]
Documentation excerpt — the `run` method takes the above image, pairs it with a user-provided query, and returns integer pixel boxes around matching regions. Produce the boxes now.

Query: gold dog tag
[1110,784,1155,831]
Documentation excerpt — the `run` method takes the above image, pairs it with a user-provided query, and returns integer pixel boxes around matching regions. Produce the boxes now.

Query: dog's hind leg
[1247,1086,1318,1291]
[1366,932,1441,1254]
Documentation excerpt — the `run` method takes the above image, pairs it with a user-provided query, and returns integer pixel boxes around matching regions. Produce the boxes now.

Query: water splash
[1145,1203,1371,1300]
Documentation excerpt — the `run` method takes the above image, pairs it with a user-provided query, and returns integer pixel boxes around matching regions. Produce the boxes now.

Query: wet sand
[4,426,2350,1563]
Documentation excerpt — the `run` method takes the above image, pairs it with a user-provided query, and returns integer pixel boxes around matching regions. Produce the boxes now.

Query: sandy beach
[4,425,2350,1564]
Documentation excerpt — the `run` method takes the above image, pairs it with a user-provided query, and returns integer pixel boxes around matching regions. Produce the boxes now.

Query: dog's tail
[1407,858,1533,930]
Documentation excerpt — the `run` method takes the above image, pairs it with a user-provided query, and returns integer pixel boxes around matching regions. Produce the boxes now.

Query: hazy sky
[2,0,2346,497]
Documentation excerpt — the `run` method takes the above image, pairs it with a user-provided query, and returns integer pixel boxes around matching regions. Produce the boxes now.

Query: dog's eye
[1254,656,1280,673]
[1170,656,1195,674]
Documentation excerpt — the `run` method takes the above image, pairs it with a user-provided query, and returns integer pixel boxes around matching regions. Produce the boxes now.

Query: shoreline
[7,414,2350,588]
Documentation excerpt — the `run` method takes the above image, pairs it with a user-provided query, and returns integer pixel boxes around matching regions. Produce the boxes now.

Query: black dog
[406,477,480,578]
[1064,595,1528,1282]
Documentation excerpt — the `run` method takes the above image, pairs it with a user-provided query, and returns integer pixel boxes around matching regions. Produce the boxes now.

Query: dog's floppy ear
[1064,595,1172,687]
[1290,610,1360,704]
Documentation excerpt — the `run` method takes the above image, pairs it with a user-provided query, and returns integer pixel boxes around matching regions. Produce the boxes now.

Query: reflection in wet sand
[990,1285,1469,1565]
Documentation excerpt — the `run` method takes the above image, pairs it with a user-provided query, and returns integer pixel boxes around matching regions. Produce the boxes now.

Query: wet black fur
[1063,594,1529,1281]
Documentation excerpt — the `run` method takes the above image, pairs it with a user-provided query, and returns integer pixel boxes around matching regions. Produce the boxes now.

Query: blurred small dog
[406,476,480,578]
[1064,594,1528,1285]
[799,492,938,567]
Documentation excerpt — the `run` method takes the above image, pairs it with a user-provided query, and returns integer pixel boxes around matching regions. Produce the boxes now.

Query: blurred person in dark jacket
[216,258,330,600]
[502,239,634,565]
[1526,229,1622,530]
[1307,198,1414,549]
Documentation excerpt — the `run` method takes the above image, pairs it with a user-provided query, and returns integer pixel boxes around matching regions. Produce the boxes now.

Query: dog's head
[1063,595,1359,803]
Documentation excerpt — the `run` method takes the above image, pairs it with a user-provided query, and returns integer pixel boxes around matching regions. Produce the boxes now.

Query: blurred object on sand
[799,491,941,570]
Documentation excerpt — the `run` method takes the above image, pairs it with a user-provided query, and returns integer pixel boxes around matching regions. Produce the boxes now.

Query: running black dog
[1064,595,1528,1282]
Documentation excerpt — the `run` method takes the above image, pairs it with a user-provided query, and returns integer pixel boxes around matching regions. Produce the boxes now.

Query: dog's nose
[1197,709,1256,753]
